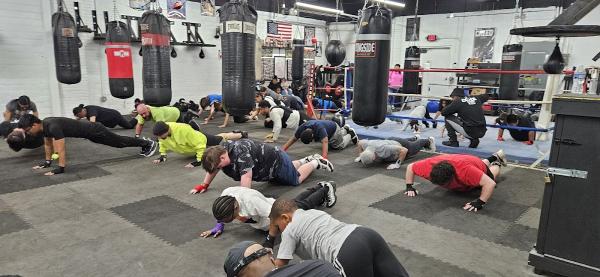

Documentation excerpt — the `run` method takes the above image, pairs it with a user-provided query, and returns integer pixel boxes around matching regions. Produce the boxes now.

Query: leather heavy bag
[140,11,172,106]
[499,44,522,100]
[292,39,304,81]
[52,11,81,84]
[402,46,420,94]
[219,0,257,117]
[352,5,392,126]
[325,40,346,67]
[106,21,134,99]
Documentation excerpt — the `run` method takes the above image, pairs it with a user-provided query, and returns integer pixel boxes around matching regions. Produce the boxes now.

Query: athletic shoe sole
[345,125,358,144]
[141,139,158,157]
[428,136,436,152]
[316,156,334,172]
[493,149,507,166]
[325,181,337,208]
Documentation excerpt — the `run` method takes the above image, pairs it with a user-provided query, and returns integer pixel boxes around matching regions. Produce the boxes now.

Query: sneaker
[314,155,334,172]
[300,154,318,165]
[468,138,480,148]
[492,149,507,166]
[141,139,158,157]
[345,126,358,144]
[427,136,436,152]
[442,140,459,147]
[319,181,337,208]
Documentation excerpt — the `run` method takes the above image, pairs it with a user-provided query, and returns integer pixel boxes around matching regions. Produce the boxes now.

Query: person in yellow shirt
[151,121,248,168]
[135,104,200,137]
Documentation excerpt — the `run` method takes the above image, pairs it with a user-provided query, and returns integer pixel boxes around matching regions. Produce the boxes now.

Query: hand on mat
[184,163,195,168]
[463,199,485,212]
[354,157,361,163]
[265,133,274,139]
[387,163,401,170]
[404,184,418,197]
[152,159,163,164]
[200,222,224,238]
[44,171,56,176]
[189,183,209,194]
[497,136,505,142]
[218,124,227,128]
[523,140,533,145]
[264,139,274,143]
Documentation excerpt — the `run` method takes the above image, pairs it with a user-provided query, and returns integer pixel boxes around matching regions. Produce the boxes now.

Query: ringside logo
[355,41,376,57]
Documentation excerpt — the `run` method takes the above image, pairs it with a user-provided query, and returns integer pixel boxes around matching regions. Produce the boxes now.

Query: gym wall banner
[472,27,496,62]
[304,27,316,47]
[167,0,187,20]
[405,17,420,41]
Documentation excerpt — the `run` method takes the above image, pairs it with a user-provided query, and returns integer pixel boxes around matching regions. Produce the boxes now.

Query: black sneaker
[468,138,480,148]
[345,125,358,144]
[319,181,337,208]
[442,140,459,147]
[141,139,158,157]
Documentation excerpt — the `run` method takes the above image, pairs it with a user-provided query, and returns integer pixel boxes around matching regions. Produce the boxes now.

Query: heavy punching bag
[219,0,257,116]
[140,11,172,106]
[106,21,134,99]
[352,5,392,126]
[325,40,346,67]
[402,46,420,94]
[292,39,304,82]
[499,44,522,100]
[52,9,81,84]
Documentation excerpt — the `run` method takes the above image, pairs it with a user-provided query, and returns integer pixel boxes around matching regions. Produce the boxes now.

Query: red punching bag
[106,21,134,99]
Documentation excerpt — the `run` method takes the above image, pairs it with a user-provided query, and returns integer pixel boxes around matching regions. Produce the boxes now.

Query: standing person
[388,64,404,108]
[269,199,410,277]
[223,241,342,277]
[188,139,334,194]
[151,121,247,167]
[257,100,310,143]
[441,88,489,148]
[17,114,157,176]
[2,121,44,151]
[404,150,506,212]
[355,136,435,170]
[199,182,337,242]
[4,95,38,122]
[282,120,358,159]
[496,114,536,145]
[135,103,200,137]
[73,104,138,129]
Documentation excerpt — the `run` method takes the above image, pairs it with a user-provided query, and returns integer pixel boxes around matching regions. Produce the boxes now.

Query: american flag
[267,21,292,40]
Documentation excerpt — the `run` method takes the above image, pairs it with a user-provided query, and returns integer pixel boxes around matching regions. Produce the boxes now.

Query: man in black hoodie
[441,88,488,148]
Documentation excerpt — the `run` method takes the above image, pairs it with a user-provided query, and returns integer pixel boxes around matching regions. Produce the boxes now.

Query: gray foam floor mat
[389,244,484,277]
[110,195,214,246]
[0,211,31,236]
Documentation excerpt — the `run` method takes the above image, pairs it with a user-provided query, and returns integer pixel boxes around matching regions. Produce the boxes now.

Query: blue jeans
[274,152,301,186]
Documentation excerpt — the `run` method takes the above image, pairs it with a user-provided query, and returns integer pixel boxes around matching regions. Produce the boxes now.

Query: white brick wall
[0,0,328,117]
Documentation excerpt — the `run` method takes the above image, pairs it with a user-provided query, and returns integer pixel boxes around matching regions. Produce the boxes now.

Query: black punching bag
[499,44,522,100]
[292,39,304,81]
[543,43,565,74]
[352,5,392,126]
[219,0,257,117]
[402,46,420,94]
[140,11,172,106]
[325,40,346,67]
[52,10,81,84]
[106,21,134,99]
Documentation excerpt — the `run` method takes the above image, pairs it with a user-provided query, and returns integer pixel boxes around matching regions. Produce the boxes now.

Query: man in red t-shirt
[403,150,506,212]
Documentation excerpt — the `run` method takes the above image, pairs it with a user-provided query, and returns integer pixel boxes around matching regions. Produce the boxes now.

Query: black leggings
[178,111,201,131]
[88,125,149,148]
[116,117,138,129]
[336,227,409,277]
[294,185,327,210]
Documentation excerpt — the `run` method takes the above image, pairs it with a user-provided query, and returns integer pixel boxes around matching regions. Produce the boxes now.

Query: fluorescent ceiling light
[374,0,406,8]
[295,2,358,19]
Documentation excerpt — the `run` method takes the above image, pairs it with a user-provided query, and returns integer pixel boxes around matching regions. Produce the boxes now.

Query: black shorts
[205,133,223,146]
[485,166,495,181]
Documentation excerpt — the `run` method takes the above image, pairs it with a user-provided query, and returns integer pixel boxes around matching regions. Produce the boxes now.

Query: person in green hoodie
[151,121,248,168]
[135,103,200,137]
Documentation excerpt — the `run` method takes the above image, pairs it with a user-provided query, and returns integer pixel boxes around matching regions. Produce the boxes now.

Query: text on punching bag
[355,41,376,58]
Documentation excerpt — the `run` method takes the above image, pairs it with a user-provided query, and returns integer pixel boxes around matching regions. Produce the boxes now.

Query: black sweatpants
[116,117,138,129]
[389,137,431,158]
[177,111,201,131]
[294,185,327,209]
[444,115,486,141]
[336,227,409,277]
[88,125,149,148]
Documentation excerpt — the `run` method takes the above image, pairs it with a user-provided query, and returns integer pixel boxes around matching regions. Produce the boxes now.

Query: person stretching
[269,199,410,277]
[496,113,536,145]
[16,114,157,176]
[73,104,138,129]
[199,94,230,127]
[257,100,310,143]
[200,182,337,246]
[189,139,334,194]
[356,136,436,170]
[282,120,357,159]
[151,121,248,168]
[404,150,506,212]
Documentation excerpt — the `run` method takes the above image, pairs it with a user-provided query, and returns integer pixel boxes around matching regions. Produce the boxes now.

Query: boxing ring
[308,66,574,168]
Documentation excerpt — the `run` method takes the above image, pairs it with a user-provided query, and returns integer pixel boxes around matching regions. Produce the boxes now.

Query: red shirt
[412,154,487,192]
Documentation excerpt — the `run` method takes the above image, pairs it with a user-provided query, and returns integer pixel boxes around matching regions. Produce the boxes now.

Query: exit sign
[426,34,437,42]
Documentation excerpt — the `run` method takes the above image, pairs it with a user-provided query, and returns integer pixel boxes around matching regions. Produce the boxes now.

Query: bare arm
[219,113,230,128]
[395,146,408,163]
[405,163,415,184]
[53,139,66,167]
[320,137,329,158]
[44,138,53,161]
[528,131,535,143]
[282,137,298,151]
[240,170,253,188]
[478,174,497,203]
[135,123,143,137]
[89,116,96,123]
[274,259,290,267]
[202,170,219,185]
[33,111,39,118]
[3,111,11,121]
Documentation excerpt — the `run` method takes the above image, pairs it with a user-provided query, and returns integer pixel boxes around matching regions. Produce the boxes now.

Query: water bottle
[572,66,585,94]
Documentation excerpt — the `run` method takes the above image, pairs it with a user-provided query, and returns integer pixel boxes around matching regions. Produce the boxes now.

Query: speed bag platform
[52,11,81,84]
[106,21,134,99]
[352,5,392,127]
[140,11,172,107]
[219,0,257,117]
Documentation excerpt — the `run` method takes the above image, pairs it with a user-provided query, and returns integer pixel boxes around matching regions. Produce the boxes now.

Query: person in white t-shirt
[269,199,409,277]
[257,100,310,143]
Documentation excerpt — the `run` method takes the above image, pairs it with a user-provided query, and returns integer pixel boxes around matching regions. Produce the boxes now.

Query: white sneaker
[428,136,436,152]
[314,155,334,172]
[319,181,337,208]
[493,150,507,166]
[354,157,361,163]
